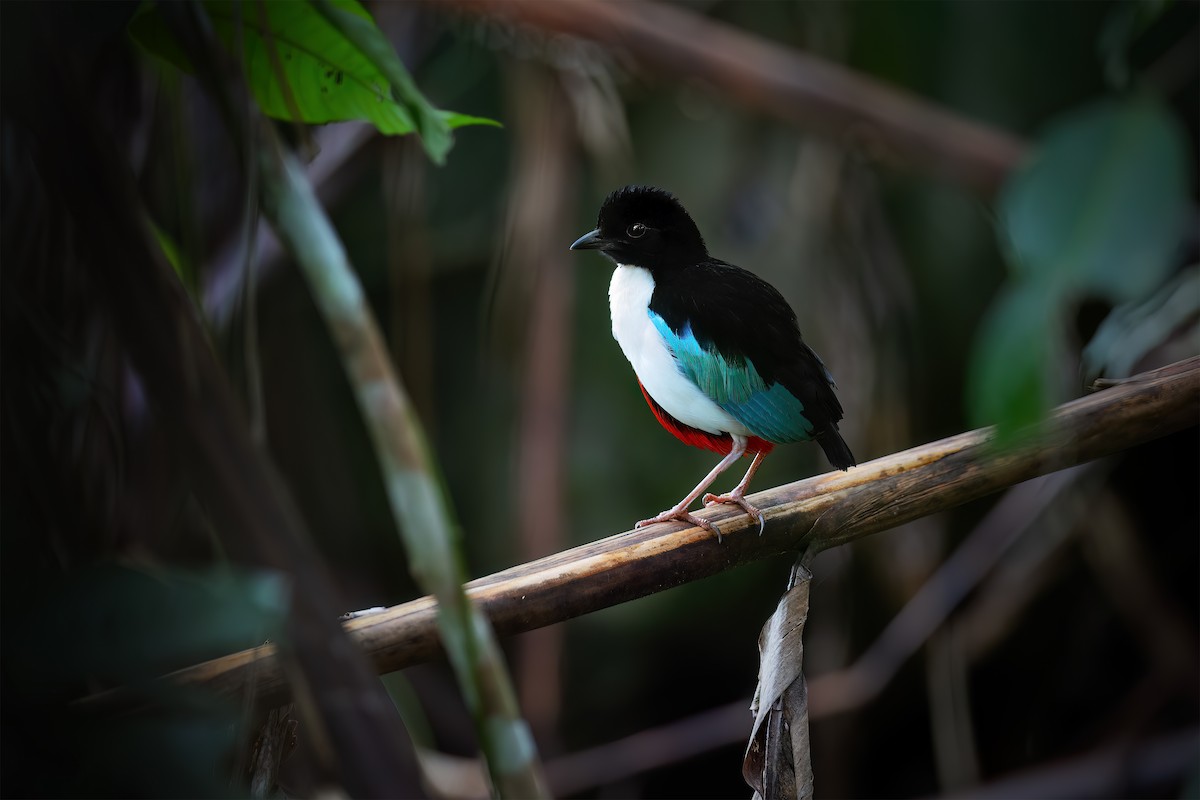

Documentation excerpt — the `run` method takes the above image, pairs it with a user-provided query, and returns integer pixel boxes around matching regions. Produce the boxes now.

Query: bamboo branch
[258,123,547,798]
[534,467,1099,796]
[86,357,1199,711]
[444,0,1028,192]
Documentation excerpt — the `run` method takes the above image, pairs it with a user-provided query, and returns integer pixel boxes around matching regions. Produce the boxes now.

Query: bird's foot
[636,507,723,541]
[703,491,765,535]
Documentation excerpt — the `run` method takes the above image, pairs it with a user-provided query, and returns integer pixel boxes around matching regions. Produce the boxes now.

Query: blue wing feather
[650,311,815,442]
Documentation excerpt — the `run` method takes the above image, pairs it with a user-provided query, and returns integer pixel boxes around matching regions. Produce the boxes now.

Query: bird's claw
[636,509,723,541]
[703,492,766,535]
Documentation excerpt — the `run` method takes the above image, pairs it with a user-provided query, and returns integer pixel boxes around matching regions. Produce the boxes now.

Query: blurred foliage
[1098,0,1171,88]
[3,565,286,797]
[149,219,195,290]
[970,96,1192,440]
[10,564,288,694]
[1084,266,1200,380]
[2,0,1197,797]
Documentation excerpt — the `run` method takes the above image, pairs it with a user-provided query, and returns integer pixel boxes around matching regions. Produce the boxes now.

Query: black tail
[816,427,855,471]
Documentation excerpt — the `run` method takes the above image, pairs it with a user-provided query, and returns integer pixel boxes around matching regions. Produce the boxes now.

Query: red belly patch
[638,382,775,457]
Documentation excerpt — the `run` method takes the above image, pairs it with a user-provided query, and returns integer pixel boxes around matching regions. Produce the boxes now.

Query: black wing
[650,259,854,468]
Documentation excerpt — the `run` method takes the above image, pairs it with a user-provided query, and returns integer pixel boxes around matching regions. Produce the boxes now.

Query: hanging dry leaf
[248,704,298,799]
[743,563,814,800]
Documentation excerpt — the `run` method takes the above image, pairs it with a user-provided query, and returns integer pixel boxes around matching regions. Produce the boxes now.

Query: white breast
[608,265,750,437]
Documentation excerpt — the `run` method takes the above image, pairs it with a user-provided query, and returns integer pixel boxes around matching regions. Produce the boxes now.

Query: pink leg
[704,451,768,534]
[636,436,748,540]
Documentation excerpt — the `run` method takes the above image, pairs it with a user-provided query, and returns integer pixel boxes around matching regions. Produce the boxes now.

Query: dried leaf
[744,564,814,800]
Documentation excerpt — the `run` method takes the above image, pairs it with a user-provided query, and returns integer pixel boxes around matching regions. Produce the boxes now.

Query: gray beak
[570,229,605,251]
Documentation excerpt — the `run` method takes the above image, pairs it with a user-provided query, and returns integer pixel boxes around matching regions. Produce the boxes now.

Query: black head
[570,185,708,270]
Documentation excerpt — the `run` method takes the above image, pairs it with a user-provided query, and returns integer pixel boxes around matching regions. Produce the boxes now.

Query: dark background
[2,1,1197,797]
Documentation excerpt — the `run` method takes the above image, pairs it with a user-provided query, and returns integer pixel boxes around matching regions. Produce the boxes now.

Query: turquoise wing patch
[650,312,815,442]
[650,314,764,403]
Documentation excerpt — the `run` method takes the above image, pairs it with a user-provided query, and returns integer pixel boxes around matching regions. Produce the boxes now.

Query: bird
[570,185,854,539]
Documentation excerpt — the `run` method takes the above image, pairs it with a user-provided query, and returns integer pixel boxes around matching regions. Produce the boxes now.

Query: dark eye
[627,222,647,238]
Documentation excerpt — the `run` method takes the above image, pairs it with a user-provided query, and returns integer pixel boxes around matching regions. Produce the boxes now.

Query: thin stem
[255,120,548,799]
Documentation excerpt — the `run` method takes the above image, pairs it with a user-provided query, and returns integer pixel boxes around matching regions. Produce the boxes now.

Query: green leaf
[971,96,1192,438]
[128,0,500,162]
[998,96,1190,302]
[442,110,504,130]
[967,282,1060,442]
[211,0,416,131]
[148,218,192,288]
[309,0,451,162]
